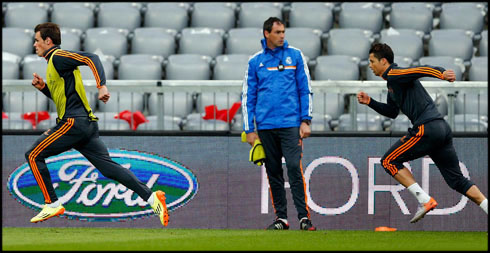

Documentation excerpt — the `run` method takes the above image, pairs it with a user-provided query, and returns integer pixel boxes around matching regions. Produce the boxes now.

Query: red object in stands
[22,111,51,129]
[114,110,148,130]
[202,102,241,123]
[2,112,8,119]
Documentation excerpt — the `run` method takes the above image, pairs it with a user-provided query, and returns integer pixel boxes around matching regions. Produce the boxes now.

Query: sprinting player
[357,43,487,223]
[26,22,169,226]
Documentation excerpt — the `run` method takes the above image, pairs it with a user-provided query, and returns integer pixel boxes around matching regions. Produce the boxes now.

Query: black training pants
[258,127,310,220]
[25,117,152,204]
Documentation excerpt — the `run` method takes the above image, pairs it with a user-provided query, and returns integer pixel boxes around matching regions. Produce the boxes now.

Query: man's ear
[381,58,389,65]
[45,37,52,45]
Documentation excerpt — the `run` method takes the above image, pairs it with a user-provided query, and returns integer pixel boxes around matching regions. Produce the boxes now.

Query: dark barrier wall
[2,134,487,231]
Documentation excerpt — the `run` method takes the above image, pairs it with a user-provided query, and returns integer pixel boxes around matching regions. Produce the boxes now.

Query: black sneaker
[299,218,316,231]
[266,219,289,230]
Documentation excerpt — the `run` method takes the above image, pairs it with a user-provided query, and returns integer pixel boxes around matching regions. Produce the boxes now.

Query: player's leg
[258,129,289,229]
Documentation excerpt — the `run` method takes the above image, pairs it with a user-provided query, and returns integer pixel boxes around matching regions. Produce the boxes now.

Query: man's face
[33,31,51,57]
[265,22,285,49]
[368,53,386,77]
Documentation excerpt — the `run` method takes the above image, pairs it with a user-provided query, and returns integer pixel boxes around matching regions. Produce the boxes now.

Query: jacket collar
[382,63,398,80]
[43,45,59,61]
[261,38,289,54]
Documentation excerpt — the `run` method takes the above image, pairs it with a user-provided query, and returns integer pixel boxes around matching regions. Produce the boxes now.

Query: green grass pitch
[2,227,487,251]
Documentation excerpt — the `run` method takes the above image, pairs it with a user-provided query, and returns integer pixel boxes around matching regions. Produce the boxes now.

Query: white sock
[479,199,488,214]
[47,200,60,208]
[278,218,288,224]
[407,183,431,204]
[147,192,155,206]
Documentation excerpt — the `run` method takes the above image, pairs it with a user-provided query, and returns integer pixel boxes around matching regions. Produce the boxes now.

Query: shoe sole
[410,201,438,223]
[156,191,169,227]
[31,207,65,223]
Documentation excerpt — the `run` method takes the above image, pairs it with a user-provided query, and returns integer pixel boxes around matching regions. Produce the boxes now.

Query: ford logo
[7,149,198,222]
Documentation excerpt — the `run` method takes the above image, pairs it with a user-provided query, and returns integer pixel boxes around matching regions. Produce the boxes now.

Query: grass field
[2,227,487,251]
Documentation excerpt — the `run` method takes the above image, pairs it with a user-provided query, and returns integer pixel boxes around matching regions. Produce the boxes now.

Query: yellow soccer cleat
[30,204,65,223]
[150,190,169,227]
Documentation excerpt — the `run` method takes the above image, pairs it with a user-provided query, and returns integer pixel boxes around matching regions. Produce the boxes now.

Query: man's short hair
[34,22,61,45]
[263,17,284,38]
[369,43,394,64]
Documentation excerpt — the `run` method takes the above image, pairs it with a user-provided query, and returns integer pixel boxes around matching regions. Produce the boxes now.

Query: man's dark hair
[263,17,284,38]
[369,43,394,64]
[34,22,61,45]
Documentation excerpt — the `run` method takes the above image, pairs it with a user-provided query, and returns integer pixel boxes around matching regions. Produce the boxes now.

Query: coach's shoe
[410,197,438,223]
[150,190,169,227]
[299,218,317,231]
[30,204,65,223]
[266,219,289,230]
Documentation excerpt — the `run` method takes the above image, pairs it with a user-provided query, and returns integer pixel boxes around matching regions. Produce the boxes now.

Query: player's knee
[446,177,474,195]
[380,157,397,177]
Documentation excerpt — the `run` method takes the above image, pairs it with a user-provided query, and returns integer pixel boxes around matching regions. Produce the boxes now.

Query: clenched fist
[357,91,371,105]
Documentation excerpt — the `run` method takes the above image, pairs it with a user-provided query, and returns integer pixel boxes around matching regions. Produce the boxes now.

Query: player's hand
[246,132,259,146]
[31,73,46,90]
[300,122,311,138]
[98,85,110,104]
[357,91,371,105]
[443,70,456,82]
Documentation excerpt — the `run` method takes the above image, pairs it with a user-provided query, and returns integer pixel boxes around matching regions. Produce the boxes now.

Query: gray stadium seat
[3,91,49,113]
[182,113,230,131]
[418,56,464,81]
[389,2,434,34]
[84,28,129,58]
[451,114,487,132]
[21,54,47,80]
[117,54,164,80]
[311,114,333,132]
[147,92,194,118]
[338,2,384,33]
[136,115,182,131]
[79,55,115,80]
[380,28,424,61]
[468,56,488,81]
[355,92,384,115]
[389,114,412,132]
[327,28,374,60]
[284,28,322,59]
[51,2,96,31]
[455,92,488,120]
[312,92,345,120]
[337,113,383,131]
[213,54,250,80]
[440,3,486,34]
[314,55,360,81]
[480,30,488,56]
[144,3,190,31]
[191,2,237,31]
[165,54,212,80]
[428,29,474,62]
[288,2,335,32]
[97,92,145,113]
[225,28,263,55]
[2,28,34,58]
[2,112,35,130]
[238,2,283,28]
[366,56,413,80]
[95,112,132,130]
[60,28,82,51]
[195,91,241,115]
[131,28,177,57]
[97,3,142,31]
[4,3,49,29]
[231,113,243,131]
[2,52,21,79]
[179,28,225,58]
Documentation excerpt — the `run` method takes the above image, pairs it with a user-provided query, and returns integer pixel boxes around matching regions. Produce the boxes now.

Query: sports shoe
[30,204,65,223]
[299,218,317,231]
[266,219,289,230]
[410,197,438,223]
[150,190,169,227]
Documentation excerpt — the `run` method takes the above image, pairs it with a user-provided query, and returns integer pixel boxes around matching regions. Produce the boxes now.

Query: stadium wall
[2,132,487,231]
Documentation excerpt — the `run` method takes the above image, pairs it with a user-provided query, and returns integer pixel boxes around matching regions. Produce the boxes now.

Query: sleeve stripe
[56,50,102,88]
[388,67,443,79]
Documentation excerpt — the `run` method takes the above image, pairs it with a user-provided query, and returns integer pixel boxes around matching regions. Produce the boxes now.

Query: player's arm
[357,91,399,119]
[242,58,259,146]
[295,51,312,138]
[387,65,448,83]
[31,72,52,99]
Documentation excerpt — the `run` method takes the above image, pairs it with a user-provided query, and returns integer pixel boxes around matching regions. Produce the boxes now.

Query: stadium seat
[314,55,360,81]
[479,30,488,56]
[136,115,182,131]
[389,114,412,132]
[337,113,383,131]
[327,28,374,61]
[4,2,49,29]
[84,28,129,58]
[225,28,263,55]
[131,27,177,57]
[455,92,488,120]
[97,92,145,113]
[439,3,486,34]
[355,92,385,115]
[418,56,464,81]
[95,112,132,130]
[238,2,283,28]
[312,92,345,120]
[147,92,194,118]
[380,28,424,61]
[213,54,250,80]
[97,3,142,31]
[182,113,230,131]
[144,2,190,31]
[311,114,332,132]
[389,2,434,34]
[117,54,164,80]
[2,27,34,58]
[428,29,474,62]
[366,56,413,81]
[2,112,36,130]
[191,2,237,31]
[2,52,21,80]
[231,113,243,131]
[79,55,115,80]
[179,28,225,58]
[165,54,212,80]
[288,2,335,32]
[338,2,384,33]
[284,28,322,59]
[3,91,49,113]
[468,56,488,81]
[195,91,241,115]
[451,114,487,132]
[51,2,96,31]
[60,28,82,51]
[21,54,47,80]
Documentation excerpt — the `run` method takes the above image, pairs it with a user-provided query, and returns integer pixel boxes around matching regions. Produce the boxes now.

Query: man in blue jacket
[242,17,315,230]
